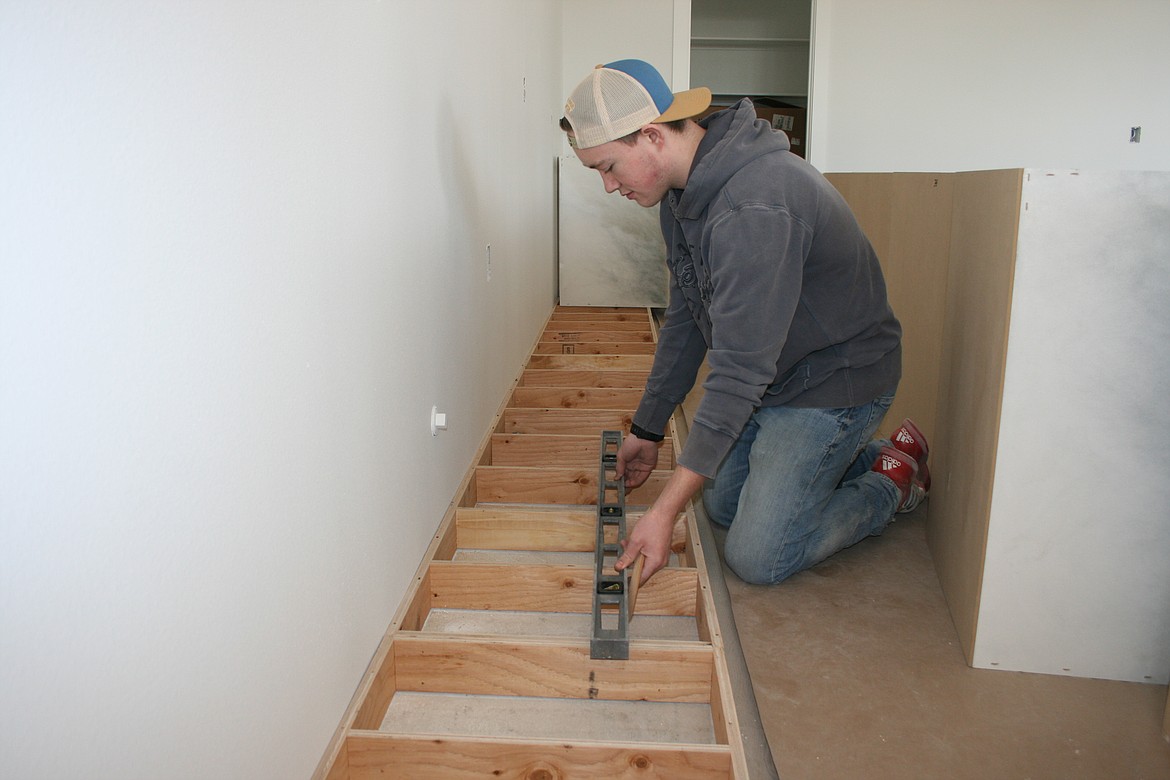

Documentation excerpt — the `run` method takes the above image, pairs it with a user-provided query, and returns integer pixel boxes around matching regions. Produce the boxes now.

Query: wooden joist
[488,432,676,469]
[423,561,699,616]
[343,734,733,780]
[508,386,646,409]
[473,464,669,505]
[313,306,751,780]
[535,340,658,355]
[453,505,689,554]
[518,368,650,387]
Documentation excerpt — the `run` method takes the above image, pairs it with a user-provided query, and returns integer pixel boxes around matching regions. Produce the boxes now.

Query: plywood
[971,171,1170,682]
[929,169,1023,661]
[313,306,752,779]
[1164,684,1170,739]
[827,173,954,439]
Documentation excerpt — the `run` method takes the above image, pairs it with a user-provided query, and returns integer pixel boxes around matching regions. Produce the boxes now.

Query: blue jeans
[702,393,900,585]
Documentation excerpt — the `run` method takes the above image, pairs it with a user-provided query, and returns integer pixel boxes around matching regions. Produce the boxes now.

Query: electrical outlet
[1130,126,1142,143]
[430,405,448,436]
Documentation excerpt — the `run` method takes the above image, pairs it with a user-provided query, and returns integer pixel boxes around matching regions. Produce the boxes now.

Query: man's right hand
[616,433,659,489]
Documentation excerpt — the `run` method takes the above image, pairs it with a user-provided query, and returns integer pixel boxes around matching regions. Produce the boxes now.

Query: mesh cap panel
[567,68,660,149]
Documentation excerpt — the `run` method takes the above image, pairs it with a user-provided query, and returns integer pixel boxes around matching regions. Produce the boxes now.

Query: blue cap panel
[604,59,673,115]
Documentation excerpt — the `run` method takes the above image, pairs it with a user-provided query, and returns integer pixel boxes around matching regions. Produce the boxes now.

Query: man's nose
[600,172,620,193]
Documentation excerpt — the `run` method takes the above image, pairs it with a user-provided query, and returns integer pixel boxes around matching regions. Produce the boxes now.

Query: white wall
[809,0,1170,172]
[0,2,560,777]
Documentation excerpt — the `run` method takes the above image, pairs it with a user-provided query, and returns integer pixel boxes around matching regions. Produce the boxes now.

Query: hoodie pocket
[765,363,811,398]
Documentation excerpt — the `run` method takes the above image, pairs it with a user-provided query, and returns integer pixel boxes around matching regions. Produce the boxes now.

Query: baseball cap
[563,59,712,149]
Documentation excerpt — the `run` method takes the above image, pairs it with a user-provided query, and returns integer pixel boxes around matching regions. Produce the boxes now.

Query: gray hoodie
[633,99,902,478]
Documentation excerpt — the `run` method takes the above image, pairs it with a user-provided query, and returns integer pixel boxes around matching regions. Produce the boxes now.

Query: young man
[561,59,929,586]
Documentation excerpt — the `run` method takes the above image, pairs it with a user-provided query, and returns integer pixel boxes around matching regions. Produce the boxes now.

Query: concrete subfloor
[717,506,1170,779]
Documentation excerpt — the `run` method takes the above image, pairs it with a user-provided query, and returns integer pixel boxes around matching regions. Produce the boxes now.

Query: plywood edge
[930,168,1025,664]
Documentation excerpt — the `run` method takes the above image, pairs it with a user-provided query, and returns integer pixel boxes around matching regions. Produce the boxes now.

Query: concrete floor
[718,506,1170,779]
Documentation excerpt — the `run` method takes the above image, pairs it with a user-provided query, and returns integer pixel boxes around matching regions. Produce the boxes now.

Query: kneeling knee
[723,545,794,586]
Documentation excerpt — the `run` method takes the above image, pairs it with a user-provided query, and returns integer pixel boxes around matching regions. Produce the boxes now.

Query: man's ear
[641,123,667,147]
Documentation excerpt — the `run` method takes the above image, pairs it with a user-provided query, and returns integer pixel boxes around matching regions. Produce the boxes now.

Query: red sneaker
[872,445,923,512]
[891,418,931,492]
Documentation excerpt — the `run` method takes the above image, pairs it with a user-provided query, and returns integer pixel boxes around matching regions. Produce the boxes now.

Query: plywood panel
[972,170,1170,682]
[827,173,954,440]
[558,159,670,308]
[928,168,1023,661]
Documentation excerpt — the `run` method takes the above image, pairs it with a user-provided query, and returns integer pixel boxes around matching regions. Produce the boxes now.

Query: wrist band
[629,422,665,443]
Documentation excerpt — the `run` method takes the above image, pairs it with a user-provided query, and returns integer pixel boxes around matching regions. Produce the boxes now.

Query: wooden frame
[313,306,751,779]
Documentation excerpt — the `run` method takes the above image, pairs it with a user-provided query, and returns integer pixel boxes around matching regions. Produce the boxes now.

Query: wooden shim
[474,465,668,506]
[542,329,655,343]
[519,369,649,388]
[535,340,657,355]
[508,386,644,410]
[502,407,633,435]
[345,733,733,780]
[391,634,714,702]
[629,555,646,618]
[425,561,698,617]
[489,433,675,469]
[527,353,655,371]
